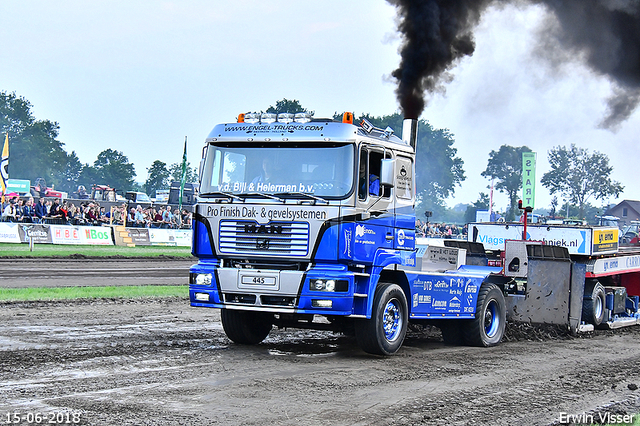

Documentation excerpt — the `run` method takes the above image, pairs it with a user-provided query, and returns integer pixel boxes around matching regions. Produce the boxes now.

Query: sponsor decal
[343,227,352,257]
[223,123,326,133]
[398,229,405,246]
[593,228,619,253]
[413,293,432,308]
[356,224,375,238]
[205,205,328,221]
[449,296,461,309]
[218,182,316,193]
[395,159,413,199]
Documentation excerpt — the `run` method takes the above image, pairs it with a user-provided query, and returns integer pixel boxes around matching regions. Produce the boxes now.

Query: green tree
[265,99,313,115]
[481,145,532,221]
[168,162,198,183]
[1,91,78,189]
[82,149,136,192]
[464,192,490,223]
[541,144,623,219]
[362,113,465,218]
[51,151,84,194]
[145,160,170,196]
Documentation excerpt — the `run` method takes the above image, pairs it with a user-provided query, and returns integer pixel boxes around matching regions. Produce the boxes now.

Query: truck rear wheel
[220,309,273,344]
[582,280,606,326]
[355,283,408,356]
[463,283,506,347]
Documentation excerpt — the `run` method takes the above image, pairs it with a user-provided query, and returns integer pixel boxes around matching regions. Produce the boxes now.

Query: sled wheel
[355,283,408,355]
[221,309,273,344]
[582,280,606,326]
[464,283,506,347]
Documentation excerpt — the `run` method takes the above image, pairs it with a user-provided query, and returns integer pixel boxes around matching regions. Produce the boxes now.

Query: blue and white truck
[189,112,640,355]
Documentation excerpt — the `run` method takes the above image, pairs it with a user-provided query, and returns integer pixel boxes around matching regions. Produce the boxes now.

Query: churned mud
[1,260,640,425]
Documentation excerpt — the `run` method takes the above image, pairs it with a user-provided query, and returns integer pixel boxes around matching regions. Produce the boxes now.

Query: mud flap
[505,260,585,334]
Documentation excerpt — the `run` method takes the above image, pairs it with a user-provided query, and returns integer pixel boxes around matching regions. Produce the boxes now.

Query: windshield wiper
[275,192,329,205]
[201,192,244,202]
[238,192,285,203]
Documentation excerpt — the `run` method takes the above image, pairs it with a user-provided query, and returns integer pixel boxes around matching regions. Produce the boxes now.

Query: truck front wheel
[463,283,506,347]
[221,309,273,344]
[355,283,408,356]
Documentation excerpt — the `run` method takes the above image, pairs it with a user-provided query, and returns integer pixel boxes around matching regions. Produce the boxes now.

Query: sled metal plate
[506,259,573,325]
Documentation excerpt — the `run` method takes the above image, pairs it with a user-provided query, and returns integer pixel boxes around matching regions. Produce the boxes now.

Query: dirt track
[2,259,640,425]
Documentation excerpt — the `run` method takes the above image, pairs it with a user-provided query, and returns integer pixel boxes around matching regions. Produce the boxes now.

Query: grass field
[0,243,193,258]
[0,243,193,301]
[0,285,188,302]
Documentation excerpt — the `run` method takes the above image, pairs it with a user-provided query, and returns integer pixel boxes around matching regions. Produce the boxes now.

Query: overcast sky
[2,1,638,213]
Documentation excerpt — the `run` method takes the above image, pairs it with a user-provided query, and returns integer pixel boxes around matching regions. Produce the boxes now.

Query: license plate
[241,276,276,286]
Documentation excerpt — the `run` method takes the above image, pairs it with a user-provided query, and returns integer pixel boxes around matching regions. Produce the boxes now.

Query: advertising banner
[17,224,53,244]
[522,152,536,209]
[0,223,113,245]
[50,225,113,245]
[0,222,21,243]
[468,223,619,256]
[1,222,189,247]
[126,228,151,245]
[147,228,192,246]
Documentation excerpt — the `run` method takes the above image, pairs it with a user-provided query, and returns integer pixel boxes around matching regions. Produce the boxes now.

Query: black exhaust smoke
[387,0,492,119]
[387,0,640,129]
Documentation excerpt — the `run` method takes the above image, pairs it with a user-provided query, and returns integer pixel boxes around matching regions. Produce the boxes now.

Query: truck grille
[218,220,309,256]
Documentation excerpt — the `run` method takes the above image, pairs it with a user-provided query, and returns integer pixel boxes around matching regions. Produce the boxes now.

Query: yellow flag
[0,133,8,204]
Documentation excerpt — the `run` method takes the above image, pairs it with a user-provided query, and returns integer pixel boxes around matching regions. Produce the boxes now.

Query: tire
[220,309,273,344]
[463,283,506,347]
[355,283,408,355]
[440,320,464,345]
[582,280,606,326]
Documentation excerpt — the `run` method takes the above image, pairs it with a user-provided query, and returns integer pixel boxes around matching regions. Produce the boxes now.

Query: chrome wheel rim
[383,298,403,342]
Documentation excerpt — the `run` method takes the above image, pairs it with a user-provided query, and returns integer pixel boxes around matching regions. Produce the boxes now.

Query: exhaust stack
[402,118,418,150]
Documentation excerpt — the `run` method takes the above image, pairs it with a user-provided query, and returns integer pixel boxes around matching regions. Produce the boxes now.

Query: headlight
[195,273,213,285]
[309,279,348,292]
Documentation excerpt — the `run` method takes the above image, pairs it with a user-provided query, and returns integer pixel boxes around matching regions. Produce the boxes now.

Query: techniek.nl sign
[469,224,595,255]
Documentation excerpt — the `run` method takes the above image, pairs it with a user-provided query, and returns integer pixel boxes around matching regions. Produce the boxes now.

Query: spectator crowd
[415,219,468,239]
[1,195,192,229]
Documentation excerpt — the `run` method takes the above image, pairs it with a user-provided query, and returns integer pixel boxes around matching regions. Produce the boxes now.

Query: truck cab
[189,113,505,355]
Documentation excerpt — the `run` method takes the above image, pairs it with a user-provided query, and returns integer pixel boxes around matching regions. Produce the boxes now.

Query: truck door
[353,147,395,263]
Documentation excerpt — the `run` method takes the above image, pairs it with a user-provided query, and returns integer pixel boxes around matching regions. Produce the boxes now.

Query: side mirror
[380,159,395,186]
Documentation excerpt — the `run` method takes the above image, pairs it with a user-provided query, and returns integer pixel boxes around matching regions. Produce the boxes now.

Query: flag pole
[1,132,9,205]
[179,136,187,226]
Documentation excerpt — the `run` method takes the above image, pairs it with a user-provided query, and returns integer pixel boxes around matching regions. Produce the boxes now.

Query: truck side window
[359,149,389,200]
[369,151,382,197]
[358,150,369,200]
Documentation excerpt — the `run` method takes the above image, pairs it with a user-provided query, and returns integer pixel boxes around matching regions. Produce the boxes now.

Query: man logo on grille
[245,224,283,234]
[256,238,270,249]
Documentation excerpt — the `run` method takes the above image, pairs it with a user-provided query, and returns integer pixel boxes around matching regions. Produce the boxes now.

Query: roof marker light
[245,113,260,124]
[237,113,245,123]
[261,113,277,124]
[294,112,312,123]
[278,113,294,124]
[342,112,354,124]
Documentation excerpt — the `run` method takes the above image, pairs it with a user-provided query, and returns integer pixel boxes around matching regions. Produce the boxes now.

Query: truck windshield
[200,143,354,198]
